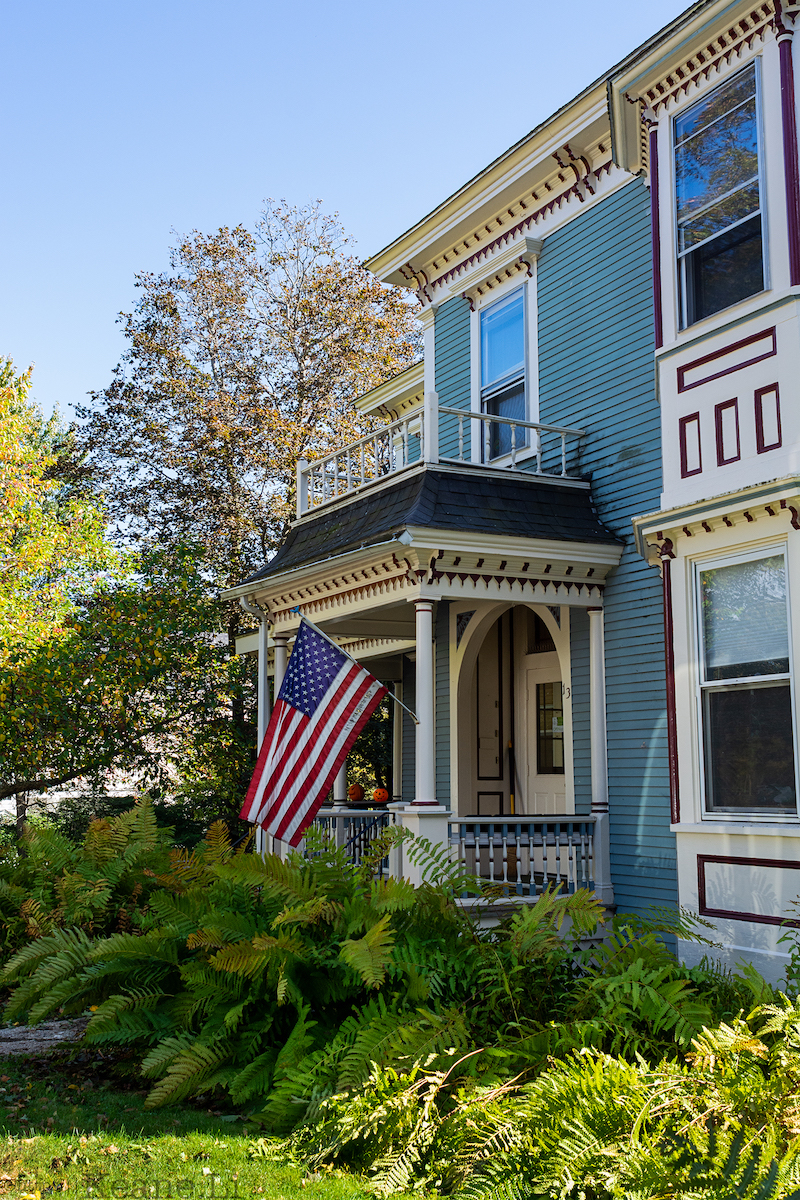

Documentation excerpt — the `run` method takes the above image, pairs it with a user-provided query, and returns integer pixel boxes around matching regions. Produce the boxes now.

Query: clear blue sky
[4,0,690,420]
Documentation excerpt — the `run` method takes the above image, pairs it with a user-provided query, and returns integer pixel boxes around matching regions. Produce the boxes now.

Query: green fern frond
[339,914,394,989]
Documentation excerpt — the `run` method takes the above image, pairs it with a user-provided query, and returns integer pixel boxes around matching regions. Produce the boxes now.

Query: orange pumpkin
[372,787,389,805]
[347,783,364,802]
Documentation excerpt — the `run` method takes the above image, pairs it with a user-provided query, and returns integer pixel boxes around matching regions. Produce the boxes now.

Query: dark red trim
[715,397,741,466]
[779,28,800,286]
[649,127,663,351]
[679,412,702,478]
[677,327,777,393]
[662,549,679,824]
[755,383,782,452]
[697,853,800,927]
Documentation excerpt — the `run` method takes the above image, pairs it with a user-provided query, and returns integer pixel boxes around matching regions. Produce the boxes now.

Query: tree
[69,203,418,825]
[0,541,254,820]
[76,201,421,607]
[0,358,110,653]
[0,360,254,828]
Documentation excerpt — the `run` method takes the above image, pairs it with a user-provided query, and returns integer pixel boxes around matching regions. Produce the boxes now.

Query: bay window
[480,288,527,460]
[675,61,765,326]
[697,550,796,816]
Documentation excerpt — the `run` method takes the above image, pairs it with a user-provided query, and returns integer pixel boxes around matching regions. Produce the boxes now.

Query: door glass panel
[485,381,527,460]
[537,682,564,774]
[700,554,789,680]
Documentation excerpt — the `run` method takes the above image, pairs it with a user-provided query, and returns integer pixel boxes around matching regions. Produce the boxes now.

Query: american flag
[240,620,388,846]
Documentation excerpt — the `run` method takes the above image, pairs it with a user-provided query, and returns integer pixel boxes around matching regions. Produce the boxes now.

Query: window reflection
[675,63,763,324]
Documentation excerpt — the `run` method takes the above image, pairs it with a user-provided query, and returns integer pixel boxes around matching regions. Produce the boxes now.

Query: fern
[339,914,395,989]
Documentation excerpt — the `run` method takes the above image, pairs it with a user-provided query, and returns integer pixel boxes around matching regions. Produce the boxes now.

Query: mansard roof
[245,464,620,585]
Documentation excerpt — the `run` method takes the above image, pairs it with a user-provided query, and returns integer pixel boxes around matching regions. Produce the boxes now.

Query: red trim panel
[697,853,800,927]
[663,553,679,824]
[779,35,800,286]
[715,397,741,466]
[649,127,663,351]
[677,327,777,393]
[679,412,702,478]
[755,383,782,453]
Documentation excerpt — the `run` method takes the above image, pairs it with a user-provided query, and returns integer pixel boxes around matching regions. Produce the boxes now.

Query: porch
[225,387,623,906]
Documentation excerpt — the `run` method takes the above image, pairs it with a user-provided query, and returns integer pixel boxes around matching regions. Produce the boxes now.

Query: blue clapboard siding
[402,656,416,805]
[436,601,451,807]
[537,178,676,914]
[435,297,471,461]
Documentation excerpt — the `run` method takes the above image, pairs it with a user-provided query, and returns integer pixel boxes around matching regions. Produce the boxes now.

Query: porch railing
[300,806,396,874]
[288,810,594,899]
[296,414,422,513]
[296,393,585,514]
[450,817,595,896]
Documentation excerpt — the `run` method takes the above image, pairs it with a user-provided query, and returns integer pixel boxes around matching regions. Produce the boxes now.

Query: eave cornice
[353,361,424,420]
[609,0,778,173]
[366,92,611,289]
[632,475,800,562]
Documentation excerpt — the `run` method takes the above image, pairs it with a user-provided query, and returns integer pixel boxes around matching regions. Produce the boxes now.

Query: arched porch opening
[452,601,575,817]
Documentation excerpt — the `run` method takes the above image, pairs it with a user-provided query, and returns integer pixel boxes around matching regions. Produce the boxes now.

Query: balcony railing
[296,393,585,514]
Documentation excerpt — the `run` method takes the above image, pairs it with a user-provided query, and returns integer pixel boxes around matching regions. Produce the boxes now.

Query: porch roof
[244,463,620,585]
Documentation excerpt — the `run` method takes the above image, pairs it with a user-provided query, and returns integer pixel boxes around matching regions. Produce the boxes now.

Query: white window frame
[673,56,769,331]
[692,540,799,821]
[470,275,539,466]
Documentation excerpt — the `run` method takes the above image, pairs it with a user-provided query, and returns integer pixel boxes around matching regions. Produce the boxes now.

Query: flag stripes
[239,621,388,847]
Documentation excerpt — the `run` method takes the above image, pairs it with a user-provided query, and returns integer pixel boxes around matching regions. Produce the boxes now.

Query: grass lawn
[0,1048,377,1199]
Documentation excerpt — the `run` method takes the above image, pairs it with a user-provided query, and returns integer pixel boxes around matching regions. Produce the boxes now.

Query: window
[480,288,527,460]
[537,682,564,774]
[697,551,796,816]
[675,61,764,326]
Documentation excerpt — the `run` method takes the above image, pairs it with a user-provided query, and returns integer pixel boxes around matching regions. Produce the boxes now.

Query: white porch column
[588,607,613,907]
[333,761,348,805]
[414,600,436,805]
[270,632,290,859]
[392,683,403,804]
[273,634,289,694]
[397,599,450,885]
[239,597,271,856]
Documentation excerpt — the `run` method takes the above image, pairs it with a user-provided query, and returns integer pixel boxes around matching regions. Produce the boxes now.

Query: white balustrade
[438,406,584,475]
[295,401,586,514]
[298,415,423,514]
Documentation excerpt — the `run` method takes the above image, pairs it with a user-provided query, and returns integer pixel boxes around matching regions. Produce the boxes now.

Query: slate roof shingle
[246,464,619,584]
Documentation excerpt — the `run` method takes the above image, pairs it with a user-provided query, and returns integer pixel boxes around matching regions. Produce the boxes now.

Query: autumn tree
[77,201,421,608]
[0,358,110,652]
[0,362,251,831]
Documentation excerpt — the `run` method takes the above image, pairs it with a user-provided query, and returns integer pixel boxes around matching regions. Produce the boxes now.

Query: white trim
[689,538,800,821]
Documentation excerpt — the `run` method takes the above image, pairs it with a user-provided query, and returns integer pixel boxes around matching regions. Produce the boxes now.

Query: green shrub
[0,798,172,964]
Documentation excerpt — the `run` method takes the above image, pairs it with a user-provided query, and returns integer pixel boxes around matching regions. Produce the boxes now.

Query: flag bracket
[289,607,420,725]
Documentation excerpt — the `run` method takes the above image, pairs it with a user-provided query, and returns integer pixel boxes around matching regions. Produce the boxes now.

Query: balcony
[296,392,585,516]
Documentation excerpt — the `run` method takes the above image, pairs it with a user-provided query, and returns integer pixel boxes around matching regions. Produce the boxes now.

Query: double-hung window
[675,61,764,326]
[697,550,797,816]
[480,288,527,461]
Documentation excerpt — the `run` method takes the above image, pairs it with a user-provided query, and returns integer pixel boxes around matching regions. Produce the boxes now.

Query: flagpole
[289,606,419,725]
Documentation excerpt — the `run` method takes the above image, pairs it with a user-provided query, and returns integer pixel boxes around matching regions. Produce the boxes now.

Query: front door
[524,659,566,815]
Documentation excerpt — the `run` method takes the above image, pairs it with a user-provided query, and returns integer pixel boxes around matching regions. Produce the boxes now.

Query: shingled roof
[244,464,619,585]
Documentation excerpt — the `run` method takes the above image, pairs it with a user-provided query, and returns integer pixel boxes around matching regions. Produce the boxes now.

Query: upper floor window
[675,61,764,327]
[697,550,796,817]
[480,288,527,460]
